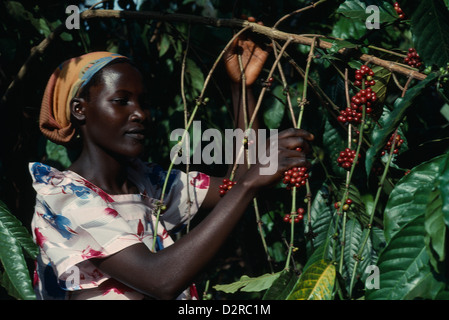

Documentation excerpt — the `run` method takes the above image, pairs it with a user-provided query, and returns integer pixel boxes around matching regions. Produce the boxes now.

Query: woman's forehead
[96,63,144,92]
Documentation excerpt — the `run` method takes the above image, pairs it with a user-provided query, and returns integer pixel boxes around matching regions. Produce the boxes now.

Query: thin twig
[180,23,193,233]
[247,37,292,131]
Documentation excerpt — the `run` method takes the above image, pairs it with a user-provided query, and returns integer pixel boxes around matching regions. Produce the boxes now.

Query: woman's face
[81,62,149,159]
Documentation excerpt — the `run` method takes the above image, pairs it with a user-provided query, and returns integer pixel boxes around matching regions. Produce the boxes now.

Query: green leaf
[262,269,298,300]
[5,1,34,22]
[424,187,446,272]
[366,215,445,300]
[383,153,446,242]
[266,241,286,263]
[331,15,367,40]
[322,115,347,178]
[306,184,337,258]
[327,39,359,54]
[159,33,171,57]
[185,58,205,98]
[287,260,336,300]
[0,201,37,300]
[341,219,374,290]
[263,86,286,129]
[46,140,71,168]
[337,0,397,23]
[213,272,281,294]
[438,151,449,228]
[0,201,37,260]
[365,73,438,176]
[410,0,449,67]
[304,243,330,274]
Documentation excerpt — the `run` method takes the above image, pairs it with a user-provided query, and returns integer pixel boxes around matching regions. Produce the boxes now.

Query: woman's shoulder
[29,162,70,184]
[29,162,115,203]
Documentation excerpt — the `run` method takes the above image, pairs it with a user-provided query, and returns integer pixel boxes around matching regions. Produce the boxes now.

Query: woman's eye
[112,98,129,105]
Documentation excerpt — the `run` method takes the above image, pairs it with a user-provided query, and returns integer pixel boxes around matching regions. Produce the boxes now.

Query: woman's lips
[125,132,145,140]
[125,128,146,141]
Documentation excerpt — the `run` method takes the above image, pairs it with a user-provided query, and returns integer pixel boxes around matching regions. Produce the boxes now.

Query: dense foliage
[1,0,449,300]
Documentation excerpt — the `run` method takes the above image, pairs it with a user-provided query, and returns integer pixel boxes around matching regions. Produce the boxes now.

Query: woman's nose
[130,103,147,123]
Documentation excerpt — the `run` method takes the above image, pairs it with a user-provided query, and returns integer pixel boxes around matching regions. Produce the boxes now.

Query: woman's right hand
[241,128,314,190]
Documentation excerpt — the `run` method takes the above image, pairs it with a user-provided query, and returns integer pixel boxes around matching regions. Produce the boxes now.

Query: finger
[277,136,309,152]
[277,128,315,142]
[278,153,311,171]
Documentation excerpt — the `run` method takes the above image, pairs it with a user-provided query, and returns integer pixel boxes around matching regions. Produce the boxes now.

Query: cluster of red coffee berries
[381,133,404,156]
[338,88,377,124]
[334,198,353,212]
[283,208,305,224]
[337,148,360,170]
[283,166,309,189]
[394,2,405,20]
[282,148,309,189]
[219,178,236,197]
[354,65,376,88]
[404,48,422,69]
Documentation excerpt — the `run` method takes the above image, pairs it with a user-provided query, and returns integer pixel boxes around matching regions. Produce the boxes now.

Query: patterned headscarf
[39,51,129,145]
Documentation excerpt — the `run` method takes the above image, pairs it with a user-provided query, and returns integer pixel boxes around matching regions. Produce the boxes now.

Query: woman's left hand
[223,19,270,87]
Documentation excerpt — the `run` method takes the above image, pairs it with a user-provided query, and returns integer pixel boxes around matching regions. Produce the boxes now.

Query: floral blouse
[29,159,210,300]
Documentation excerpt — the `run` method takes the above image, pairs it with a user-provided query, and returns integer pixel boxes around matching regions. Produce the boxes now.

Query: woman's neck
[68,145,137,195]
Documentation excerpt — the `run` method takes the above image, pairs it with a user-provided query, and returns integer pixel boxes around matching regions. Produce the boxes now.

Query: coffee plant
[1,0,449,300]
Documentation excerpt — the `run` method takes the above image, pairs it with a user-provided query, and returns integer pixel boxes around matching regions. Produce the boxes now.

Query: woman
[30,34,313,300]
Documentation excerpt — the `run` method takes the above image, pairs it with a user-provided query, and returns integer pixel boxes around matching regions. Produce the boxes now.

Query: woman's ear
[70,97,86,122]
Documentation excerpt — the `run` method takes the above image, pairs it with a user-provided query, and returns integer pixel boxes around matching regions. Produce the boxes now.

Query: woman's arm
[92,128,313,300]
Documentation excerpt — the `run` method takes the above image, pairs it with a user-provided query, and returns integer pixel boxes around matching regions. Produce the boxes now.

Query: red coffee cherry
[354,65,376,88]
[219,178,237,197]
[394,2,405,20]
[404,48,422,69]
[381,133,404,156]
[337,148,360,170]
[283,148,309,189]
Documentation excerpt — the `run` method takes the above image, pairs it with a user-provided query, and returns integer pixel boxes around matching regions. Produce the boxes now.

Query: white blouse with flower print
[29,159,210,300]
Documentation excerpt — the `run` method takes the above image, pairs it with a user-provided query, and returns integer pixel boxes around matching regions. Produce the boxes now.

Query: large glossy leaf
[0,201,38,260]
[366,215,445,300]
[341,219,375,290]
[365,73,438,176]
[410,0,449,67]
[262,269,298,300]
[305,184,337,259]
[0,201,37,300]
[438,151,449,228]
[383,153,446,242]
[287,259,336,300]
[424,187,446,272]
[303,243,329,275]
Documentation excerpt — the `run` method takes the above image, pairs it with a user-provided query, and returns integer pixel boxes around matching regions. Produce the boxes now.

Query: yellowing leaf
[287,259,336,300]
